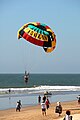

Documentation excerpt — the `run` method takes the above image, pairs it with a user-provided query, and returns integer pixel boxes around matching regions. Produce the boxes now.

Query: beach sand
[0,100,80,120]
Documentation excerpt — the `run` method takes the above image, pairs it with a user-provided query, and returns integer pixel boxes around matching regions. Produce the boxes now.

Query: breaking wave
[0,85,80,95]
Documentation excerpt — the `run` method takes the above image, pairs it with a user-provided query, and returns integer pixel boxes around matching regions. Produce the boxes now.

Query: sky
[0,0,80,74]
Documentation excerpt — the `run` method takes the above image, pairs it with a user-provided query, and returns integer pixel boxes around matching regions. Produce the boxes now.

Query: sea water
[0,74,80,110]
[0,74,80,88]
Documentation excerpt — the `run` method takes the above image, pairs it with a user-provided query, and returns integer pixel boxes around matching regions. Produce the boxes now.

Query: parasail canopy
[18,22,56,53]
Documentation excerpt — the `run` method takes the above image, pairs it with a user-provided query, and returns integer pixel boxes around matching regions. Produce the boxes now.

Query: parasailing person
[24,70,29,83]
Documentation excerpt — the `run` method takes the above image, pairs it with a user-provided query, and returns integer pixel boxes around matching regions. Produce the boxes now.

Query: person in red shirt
[45,98,50,109]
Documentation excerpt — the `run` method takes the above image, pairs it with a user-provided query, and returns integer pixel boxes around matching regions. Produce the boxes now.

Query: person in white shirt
[63,110,72,120]
[41,101,46,116]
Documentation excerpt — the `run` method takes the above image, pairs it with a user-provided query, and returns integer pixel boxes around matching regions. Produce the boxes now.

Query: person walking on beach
[55,101,62,116]
[45,98,50,109]
[41,101,46,116]
[8,89,11,94]
[77,95,80,104]
[42,95,46,103]
[38,95,41,104]
[63,110,72,120]
[16,100,22,112]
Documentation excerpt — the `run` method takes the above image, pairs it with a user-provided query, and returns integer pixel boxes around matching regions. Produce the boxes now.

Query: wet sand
[0,100,80,120]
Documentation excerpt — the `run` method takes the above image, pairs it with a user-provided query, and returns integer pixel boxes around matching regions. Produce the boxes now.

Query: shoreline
[0,100,80,120]
[0,92,79,110]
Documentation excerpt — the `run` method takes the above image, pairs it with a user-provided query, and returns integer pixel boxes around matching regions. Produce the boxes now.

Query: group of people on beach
[38,95,72,120]
[55,102,72,120]
[39,95,62,116]
[40,95,50,116]
[16,95,73,120]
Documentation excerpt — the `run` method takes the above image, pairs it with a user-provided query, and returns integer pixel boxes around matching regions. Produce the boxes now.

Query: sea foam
[0,85,80,94]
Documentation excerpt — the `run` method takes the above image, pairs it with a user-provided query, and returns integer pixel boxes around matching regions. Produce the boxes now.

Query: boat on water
[44,91,52,96]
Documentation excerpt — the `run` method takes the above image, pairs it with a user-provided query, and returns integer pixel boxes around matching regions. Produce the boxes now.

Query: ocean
[0,74,80,88]
[0,74,80,110]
